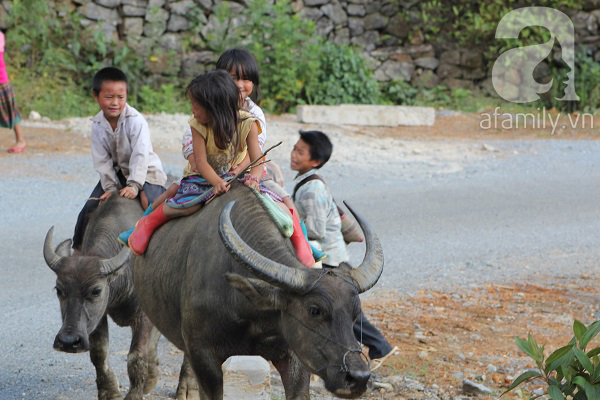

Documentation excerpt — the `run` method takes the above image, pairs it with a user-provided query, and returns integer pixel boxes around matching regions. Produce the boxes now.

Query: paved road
[1,139,599,398]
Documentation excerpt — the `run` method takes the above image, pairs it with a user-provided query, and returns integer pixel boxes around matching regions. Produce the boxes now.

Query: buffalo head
[219,201,384,398]
[43,227,130,353]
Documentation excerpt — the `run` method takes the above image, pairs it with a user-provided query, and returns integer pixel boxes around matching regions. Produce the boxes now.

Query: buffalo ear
[55,239,73,257]
[226,273,284,310]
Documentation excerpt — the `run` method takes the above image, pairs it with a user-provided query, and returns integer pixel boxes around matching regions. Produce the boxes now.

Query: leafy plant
[380,80,419,106]
[503,320,600,399]
[305,41,380,106]
[137,84,188,114]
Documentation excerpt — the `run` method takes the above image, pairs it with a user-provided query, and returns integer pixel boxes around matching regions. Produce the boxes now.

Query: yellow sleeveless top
[183,110,260,177]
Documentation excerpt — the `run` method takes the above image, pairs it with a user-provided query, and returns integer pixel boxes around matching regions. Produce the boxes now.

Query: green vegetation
[503,322,600,399]
[5,0,600,119]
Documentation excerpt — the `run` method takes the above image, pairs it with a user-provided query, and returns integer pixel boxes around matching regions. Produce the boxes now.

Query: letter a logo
[492,7,579,103]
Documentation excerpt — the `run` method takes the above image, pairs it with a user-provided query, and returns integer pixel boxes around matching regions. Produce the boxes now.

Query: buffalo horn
[99,247,131,276]
[219,201,311,293]
[44,226,62,272]
[340,201,384,293]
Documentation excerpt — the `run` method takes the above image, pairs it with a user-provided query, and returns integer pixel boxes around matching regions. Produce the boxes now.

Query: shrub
[503,321,600,399]
[380,80,419,106]
[305,41,380,106]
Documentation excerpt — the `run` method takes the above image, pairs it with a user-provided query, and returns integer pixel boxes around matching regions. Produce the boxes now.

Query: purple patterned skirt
[166,174,283,209]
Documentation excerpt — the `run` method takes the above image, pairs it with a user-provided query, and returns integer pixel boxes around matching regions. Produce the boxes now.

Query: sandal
[7,143,26,153]
[370,346,398,371]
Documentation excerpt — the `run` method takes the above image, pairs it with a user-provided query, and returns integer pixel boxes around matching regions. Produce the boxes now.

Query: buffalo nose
[346,368,370,390]
[55,333,83,352]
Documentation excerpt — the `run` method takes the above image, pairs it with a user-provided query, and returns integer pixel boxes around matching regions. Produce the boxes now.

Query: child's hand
[229,163,240,175]
[99,191,113,201]
[120,186,137,199]
[242,174,260,190]
[213,180,229,196]
[187,155,199,173]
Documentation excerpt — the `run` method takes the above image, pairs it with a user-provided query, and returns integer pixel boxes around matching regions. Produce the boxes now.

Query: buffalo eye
[309,306,321,317]
[91,287,102,298]
[55,287,64,297]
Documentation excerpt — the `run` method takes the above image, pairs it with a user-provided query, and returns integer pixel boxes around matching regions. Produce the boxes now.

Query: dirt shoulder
[363,274,600,399]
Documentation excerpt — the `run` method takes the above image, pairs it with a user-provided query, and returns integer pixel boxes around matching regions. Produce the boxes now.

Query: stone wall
[2,0,600,95]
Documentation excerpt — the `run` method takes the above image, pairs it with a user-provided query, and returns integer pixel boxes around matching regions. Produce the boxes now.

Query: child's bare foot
[7,140,26,153]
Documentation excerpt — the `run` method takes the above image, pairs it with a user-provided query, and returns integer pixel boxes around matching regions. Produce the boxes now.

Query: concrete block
[296,105,435,127]
[222,356,271,399]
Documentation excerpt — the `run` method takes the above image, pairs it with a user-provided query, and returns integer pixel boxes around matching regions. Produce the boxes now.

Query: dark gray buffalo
[133,184,384,399]
[43,195,160,399]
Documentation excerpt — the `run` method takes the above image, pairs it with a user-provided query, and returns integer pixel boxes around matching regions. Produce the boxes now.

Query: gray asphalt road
[1,139,599,399]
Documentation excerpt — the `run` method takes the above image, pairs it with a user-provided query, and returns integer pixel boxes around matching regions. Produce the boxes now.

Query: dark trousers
[322,264,393,360]
[72,171,165,250]
[354,310,393,359]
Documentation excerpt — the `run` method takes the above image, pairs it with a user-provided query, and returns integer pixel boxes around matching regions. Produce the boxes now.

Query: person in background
[0,31,25,154]
[290,130,397,370]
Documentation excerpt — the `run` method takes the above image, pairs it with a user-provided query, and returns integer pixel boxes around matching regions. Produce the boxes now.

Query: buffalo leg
[124,316,160,399]
[89,315,121,400]
[176,355,202,400]
[272,353,310,400]
[187,353,223,400]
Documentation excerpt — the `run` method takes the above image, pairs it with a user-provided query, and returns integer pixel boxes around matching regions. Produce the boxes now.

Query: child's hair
[216,48,261,103]
[186,70,240,152]
[299,130,333,169]
[92,67,128,96]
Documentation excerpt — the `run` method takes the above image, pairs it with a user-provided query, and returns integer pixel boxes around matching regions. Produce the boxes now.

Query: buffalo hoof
[144,365,159,394]
[176,375,201,400]
[97,369,121,400]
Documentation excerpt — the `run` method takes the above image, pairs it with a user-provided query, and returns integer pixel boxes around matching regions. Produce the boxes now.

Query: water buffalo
[133,183,384,399]
[43,195,160,399]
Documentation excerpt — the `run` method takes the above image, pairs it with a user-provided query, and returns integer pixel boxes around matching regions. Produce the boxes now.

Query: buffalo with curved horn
[133,183,384,399]
[44,195,160,400]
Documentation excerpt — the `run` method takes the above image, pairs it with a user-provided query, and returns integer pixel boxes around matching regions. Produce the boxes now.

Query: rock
[413,69,439,89]
[437,63,463,79]
[347,4,365,16]
[486,364,497,373]
[460,49,483,68]
[122,0,148,5]
[95,0,121,8]
[351,31,379,51]
[418,351,428,359]
[452,371,464,379]
[462,379,494,395]
[158,33,182,51]
[364,12,388,30]
[0,5,8,29]
[440,50,461,65]
[122,5,146,16]
[376,60,414,82]
[28,111,42,120]
[385,14,409,38]
[149,0,166,6]
[414,57,439,70]
[222,356,270,399]
[321,2,347,25]
[297,104,435,127]
[123,17,144,37]
[79,3,119,23]
[181,51,216,79]
[145,5,169,22]
[300,7,323,21]
[169,0,195,15]
[347,17,364,36]
[304,0,327,5]
[167,14,190,31]
[316,17,334,37]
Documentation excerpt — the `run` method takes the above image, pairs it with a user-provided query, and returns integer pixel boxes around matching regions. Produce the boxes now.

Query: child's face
[94,80,127,122]
[229,69,254,100]
[290,139,320,174]
[190,97,210,125]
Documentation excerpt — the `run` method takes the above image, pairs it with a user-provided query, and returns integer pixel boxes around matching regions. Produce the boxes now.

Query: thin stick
[205,141,283,205]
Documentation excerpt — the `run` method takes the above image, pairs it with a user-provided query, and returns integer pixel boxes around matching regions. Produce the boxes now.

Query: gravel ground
[1,112,600,399]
